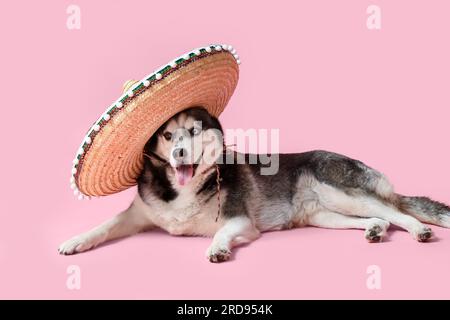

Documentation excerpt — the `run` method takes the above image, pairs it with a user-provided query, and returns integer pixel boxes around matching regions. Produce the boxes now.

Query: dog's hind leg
[58,201,152,255]
[307,210,390,242]
[316,183,433,242]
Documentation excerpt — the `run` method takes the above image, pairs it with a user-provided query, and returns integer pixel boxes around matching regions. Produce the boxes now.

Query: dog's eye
[190,127,201,136]
[163,132,172,141]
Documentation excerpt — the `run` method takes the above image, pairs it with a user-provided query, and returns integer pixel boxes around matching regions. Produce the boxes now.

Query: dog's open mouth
[175,164,194,186]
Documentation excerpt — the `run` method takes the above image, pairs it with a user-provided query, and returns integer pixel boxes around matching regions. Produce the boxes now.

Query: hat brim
[71,45,239,197]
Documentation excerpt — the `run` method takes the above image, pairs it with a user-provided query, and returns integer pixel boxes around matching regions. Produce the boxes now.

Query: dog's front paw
[206,244,231,263]
[58,234,99,255]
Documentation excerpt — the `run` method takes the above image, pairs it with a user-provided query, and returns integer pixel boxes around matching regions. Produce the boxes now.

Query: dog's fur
[59,107,450,262]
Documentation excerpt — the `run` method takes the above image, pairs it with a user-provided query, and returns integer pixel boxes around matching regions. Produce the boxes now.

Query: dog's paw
[58,234,98,255]
[414,226,433,242]
[206,244,231,263]
[365,219,389,243]
[365,225,383,242]
[208,249,231,263]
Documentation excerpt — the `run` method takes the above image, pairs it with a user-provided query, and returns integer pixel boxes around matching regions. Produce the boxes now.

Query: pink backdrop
[1,0,449,299]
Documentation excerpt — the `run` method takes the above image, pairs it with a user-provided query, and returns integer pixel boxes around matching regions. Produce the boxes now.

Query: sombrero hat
[70,44,240,199]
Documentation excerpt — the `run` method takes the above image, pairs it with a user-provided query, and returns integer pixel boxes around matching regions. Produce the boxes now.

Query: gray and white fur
[59,107,450,262]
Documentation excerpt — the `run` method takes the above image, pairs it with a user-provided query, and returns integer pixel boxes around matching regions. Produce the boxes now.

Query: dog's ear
[144,133,158,154]
[184,106,223,133]
[207,115,223,134]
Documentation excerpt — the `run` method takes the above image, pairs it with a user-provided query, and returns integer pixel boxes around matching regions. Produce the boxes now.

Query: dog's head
[144,107,224,186]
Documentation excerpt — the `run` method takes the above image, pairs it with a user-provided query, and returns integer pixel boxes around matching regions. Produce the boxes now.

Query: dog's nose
[172,147,187,160]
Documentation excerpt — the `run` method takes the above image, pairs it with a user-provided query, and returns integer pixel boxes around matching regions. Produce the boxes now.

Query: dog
[59,107,450,262]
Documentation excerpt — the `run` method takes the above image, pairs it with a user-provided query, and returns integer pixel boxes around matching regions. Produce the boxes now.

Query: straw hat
[70,44,240,199]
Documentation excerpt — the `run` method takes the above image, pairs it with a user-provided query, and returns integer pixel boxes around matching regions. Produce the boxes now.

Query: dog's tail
[395,194,450,228]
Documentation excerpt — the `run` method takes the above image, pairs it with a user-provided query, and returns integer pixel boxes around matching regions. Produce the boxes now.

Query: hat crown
[122,79,138,93]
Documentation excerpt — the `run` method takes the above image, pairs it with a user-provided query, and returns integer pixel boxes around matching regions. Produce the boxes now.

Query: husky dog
[59,107,450,262]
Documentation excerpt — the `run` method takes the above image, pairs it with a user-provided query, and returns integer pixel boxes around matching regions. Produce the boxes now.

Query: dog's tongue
[175,165,194,186]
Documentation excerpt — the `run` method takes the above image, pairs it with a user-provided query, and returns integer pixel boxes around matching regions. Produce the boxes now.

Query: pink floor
[1,0,450,299]
[1,188,450,299]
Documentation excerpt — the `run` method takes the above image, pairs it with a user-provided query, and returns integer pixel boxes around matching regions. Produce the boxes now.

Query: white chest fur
[134,187,225,237]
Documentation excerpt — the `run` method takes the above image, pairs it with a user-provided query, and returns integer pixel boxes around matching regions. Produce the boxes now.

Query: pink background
[1,0,449,299]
